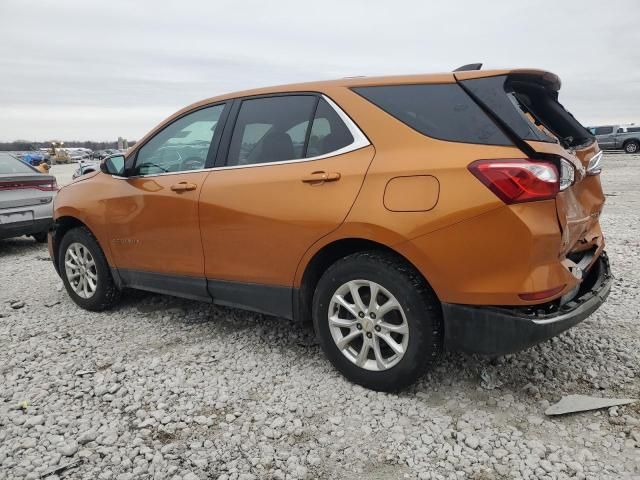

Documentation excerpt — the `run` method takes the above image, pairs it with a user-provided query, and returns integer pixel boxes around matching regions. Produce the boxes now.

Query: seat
[256,131,295,163]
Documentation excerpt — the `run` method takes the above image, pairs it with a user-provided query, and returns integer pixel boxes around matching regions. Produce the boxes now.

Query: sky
[0,0,639,142]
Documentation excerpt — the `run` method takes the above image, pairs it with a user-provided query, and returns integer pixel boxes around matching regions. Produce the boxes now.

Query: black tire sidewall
[32,232,48,243]
[313,254,440,391]
[58,228,116,311]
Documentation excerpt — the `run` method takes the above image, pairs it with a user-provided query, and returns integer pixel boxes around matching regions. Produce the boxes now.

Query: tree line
[0,140,136,151]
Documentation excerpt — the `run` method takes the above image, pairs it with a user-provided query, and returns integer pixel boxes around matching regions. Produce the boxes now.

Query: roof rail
[453,63,482,72]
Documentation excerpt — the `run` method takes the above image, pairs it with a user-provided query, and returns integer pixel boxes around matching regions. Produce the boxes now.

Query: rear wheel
[58,227,120,311]
[312,251,442,391]
[624,140,639,154]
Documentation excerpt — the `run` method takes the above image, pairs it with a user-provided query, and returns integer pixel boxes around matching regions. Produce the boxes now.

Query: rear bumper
[442,252,612,355]
[0,217,52,240]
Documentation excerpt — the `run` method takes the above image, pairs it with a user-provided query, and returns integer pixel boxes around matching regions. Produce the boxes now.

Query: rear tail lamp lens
[0,178,58,191]
[468,159,559,204]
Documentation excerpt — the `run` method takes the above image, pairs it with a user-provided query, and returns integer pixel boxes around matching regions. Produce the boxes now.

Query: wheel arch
[52,216,104,275]
[294,237,436,324]
[623,138,640,150]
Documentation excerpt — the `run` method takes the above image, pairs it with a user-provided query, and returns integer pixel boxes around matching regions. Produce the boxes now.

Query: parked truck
[588,125,640,153]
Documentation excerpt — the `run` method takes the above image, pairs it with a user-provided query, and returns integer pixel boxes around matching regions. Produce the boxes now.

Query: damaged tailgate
[455,69,606,260]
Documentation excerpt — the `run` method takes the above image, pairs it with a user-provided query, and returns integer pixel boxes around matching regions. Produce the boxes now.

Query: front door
[199,95,374,291]
[104,103,228,295]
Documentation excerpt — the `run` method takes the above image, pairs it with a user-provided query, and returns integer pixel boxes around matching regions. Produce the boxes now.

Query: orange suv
[50,66,611,391]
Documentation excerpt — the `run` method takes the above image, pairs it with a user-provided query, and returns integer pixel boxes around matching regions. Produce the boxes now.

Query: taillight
[468,159,559,204]
[0,178,58,192]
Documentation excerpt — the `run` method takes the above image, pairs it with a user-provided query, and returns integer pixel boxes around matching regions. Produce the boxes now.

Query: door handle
[170,182,197,192]
[301,171,341,185]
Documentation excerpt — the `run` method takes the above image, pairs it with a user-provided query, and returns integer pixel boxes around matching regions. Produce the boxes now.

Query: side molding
[115,269,295,319]
[207,279,294,319]
[117,269,210,302]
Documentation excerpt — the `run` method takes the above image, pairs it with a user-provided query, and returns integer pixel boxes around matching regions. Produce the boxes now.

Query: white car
[0,153,57,242]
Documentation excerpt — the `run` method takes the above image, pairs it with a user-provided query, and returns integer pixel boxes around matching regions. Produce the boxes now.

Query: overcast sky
[1,0,639,142]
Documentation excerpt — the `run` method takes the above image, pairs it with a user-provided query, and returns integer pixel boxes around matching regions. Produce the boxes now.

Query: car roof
[183,68,553,109]
[129,67,556,157]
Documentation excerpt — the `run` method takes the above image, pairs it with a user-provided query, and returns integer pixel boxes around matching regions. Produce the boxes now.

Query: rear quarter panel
[295,85,534,293]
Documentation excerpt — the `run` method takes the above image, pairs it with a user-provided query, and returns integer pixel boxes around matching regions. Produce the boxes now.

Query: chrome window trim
[117,94,370,179]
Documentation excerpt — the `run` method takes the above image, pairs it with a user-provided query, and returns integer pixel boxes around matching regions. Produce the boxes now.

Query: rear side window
[352,83,512,146]
[306,98,354,157]
[628,127,640,133]
[226,95,317,166]
[0,153,36,174]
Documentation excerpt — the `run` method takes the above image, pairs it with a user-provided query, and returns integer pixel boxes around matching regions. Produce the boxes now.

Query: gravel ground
[1,153,639,480]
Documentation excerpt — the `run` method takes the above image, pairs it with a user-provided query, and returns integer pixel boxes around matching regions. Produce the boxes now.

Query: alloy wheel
[328,279,409,371]
[64,242,98,299]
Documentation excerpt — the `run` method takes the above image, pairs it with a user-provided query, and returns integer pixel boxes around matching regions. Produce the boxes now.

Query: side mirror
[100,154,126,176]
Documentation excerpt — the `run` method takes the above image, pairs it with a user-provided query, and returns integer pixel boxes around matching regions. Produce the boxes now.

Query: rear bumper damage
[442,252,612,355]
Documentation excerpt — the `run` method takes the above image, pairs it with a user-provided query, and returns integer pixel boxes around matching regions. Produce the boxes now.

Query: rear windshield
[460,75,594,149]
[352,83,512,146]
[0,153,36,174]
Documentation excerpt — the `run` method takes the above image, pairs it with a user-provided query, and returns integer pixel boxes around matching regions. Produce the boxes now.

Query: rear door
[199,94,374,289]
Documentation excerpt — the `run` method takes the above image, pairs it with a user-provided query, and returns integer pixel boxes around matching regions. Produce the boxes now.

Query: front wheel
[58,227,121,311]
[312,251,443,391]
[624,141,639,154]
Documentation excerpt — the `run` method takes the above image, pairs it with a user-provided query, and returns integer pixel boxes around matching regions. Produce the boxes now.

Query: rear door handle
[301,171,341,184]
[170,182,197,192]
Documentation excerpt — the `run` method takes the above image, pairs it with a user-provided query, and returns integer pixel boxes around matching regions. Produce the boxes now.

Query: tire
[624,141,639,154]
[32,232,47,243]
[58,227,121,311]
[312,251,443,391]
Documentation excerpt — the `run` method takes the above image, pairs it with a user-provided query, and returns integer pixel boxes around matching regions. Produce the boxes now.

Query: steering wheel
[181,156,205,171]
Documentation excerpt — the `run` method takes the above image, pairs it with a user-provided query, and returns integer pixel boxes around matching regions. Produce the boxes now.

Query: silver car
[0,152,57,242]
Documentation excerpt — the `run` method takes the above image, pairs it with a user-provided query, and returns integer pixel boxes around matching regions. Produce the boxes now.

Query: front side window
[135,104,226,175]
[226,95,317,166]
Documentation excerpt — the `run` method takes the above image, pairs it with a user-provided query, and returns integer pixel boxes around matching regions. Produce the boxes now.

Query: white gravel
[1,153,639,480]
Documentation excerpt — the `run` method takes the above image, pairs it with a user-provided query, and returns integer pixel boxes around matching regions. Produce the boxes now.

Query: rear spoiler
[453,63,482,72]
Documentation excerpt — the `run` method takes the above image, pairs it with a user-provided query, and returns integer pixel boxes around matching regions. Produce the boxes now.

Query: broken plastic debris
[545,394,637,416]
[40,459,81,478]
[480,368,503,390]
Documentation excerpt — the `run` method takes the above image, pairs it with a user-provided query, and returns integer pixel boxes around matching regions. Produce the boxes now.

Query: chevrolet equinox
[50,66,612,391]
